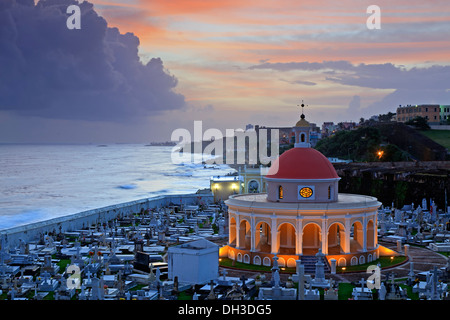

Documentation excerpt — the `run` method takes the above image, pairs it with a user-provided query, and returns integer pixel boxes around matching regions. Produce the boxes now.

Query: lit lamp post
[376,150,384,160]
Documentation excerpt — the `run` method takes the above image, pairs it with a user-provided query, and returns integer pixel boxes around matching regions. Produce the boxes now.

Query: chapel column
[373,213,378,248]
[271,215,278,254]
[362,216,367,252]
[250,216,256,252]
[296,219,303,255]
[344,215,351,254]
[321,217,328,255]
[235,214,240,249]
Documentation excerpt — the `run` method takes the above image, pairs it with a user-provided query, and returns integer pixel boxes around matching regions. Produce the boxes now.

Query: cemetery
[0,194,449,301]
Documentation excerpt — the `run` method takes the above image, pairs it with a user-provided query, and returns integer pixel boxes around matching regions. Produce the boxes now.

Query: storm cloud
[0,0,185,122]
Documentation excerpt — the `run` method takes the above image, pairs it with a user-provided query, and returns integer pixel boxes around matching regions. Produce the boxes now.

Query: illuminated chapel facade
[223,111,382,268]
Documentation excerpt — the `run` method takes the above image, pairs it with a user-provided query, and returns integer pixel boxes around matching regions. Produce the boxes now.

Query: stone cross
[296,260,305,300]
[41,271,51,284]
[207,280,216,300]
[240,275,248,291]
[221,269,228,281]
[359,277,367,289]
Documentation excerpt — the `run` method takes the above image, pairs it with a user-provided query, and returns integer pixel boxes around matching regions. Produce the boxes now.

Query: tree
[378,112,395,122]
[405,116,430,130]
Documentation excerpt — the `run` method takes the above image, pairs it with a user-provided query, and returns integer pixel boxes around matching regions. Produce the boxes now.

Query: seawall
[0,192,214,247]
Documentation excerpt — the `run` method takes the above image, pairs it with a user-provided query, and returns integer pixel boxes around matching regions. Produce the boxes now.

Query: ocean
[0,144,234,230]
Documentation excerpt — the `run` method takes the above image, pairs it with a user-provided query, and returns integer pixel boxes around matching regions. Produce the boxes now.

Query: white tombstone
[378,282,387,300]
[330,258,336,274]
[352,278,373,300]
[310,249,330,288]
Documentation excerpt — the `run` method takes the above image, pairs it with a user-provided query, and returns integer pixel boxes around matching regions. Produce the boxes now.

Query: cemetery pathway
[220,241,449,284]
[331,241,448,283]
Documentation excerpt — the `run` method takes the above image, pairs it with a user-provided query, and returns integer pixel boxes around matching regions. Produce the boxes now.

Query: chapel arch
[327,222,346,255]
[239,219,251,250]
[255,221,271,253]
[302,222,321,255]
[278,222,296,255]
[366,219,375,249]
[350,220,364,252]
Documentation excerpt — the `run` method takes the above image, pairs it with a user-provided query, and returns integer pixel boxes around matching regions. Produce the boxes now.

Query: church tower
[293,102,311,148]
[264,101,340,203]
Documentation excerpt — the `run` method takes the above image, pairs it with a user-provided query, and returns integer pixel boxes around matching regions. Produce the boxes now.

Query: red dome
[266,148,339,180]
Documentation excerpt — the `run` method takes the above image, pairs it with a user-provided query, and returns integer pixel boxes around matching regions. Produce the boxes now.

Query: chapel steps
[298,255,331,274]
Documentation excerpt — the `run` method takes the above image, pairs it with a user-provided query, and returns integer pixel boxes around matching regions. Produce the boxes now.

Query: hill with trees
[315,122,447,162]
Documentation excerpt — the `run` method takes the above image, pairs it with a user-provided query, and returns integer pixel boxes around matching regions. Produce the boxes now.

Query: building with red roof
[222,107,383,270]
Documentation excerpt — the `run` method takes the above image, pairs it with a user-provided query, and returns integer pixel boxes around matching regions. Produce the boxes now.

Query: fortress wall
[0,192,213,247]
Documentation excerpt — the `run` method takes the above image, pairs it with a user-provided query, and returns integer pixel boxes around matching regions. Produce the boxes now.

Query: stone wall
[0,192,214,247]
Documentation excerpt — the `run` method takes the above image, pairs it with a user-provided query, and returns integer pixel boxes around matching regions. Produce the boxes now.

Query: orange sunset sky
[90,0,450,139]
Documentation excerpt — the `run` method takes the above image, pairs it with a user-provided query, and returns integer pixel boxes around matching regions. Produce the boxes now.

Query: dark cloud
[250,60,450,91]
[250,60,450,115]
[279,78,316,86]
[0,0,185,122]
[249,60,354,73]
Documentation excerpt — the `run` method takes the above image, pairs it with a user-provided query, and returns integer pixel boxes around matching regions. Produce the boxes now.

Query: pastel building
[396,104,440,125]
[222,111,383,269]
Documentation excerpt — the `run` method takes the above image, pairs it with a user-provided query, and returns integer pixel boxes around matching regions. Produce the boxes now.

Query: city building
[396,104,440,125]
[440,105,450,124]
[222,110,385,268]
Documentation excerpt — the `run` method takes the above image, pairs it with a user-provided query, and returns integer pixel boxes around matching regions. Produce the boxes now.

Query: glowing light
[376,150,384,159]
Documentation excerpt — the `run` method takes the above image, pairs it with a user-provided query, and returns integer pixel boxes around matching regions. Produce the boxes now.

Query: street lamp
[376,150,384,160]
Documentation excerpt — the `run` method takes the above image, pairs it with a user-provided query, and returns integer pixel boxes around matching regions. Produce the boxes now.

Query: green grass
[337,256,407,273]
[177,291,193,300]
[421,129,450,149]
[219,258,296,273]
[220,256,407,274]
[399,284,419,300]
[338,283,355,300]
[57,258,71,274]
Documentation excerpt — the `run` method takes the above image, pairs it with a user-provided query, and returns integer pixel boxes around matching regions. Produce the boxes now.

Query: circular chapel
[224,111,381,269]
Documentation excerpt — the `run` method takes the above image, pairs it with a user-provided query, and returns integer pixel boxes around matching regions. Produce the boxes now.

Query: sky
[1,0,450,143]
